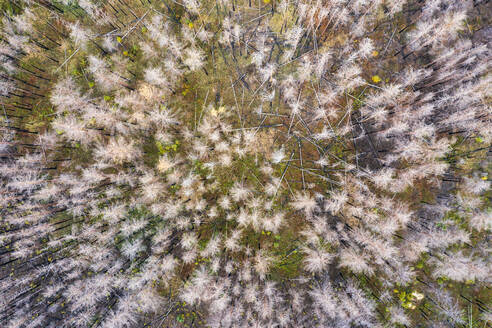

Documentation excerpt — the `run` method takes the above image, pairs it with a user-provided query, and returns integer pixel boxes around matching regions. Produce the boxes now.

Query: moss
[268,221,304,281]
[213,153,264,193]
[351,93,366,111]
[50,212,74,238]
[192,160,210,178]
[444,136,490,171]
[270,249,303,281]
[397,179,437,209]
[443,210,464,224]
[0,0,23,15]
[329,141,347,160]
[142,137,161,167]
[438,210,471,231]
[420,185,436,204]
[25,102,55,130]
[269,4,296,34]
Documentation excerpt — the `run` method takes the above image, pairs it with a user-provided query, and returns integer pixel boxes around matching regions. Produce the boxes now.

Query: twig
[273,149,295,199]
[55,48,80,72]
[197,89,210,131]
[230,77,243,128]
[121,10,150,41]
[382,27,397,55]
[298,140,305,189]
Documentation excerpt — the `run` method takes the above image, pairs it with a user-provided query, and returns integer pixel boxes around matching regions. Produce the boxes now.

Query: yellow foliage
[210,106,226,117]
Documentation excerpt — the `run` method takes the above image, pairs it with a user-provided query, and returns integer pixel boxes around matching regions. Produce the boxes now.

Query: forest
[0,0,490,327]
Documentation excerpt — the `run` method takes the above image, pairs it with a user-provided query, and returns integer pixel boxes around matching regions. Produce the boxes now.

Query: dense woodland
[0,0,491,327]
